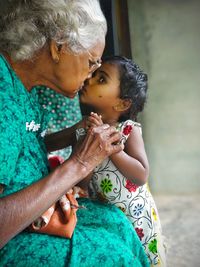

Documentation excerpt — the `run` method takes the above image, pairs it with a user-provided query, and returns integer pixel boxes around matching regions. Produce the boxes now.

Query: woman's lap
[0,199,150,267]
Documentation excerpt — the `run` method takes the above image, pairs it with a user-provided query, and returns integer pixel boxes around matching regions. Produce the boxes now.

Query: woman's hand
[72,123,123,174]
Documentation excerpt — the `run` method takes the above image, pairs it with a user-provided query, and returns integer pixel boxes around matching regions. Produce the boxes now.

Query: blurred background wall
[127,0,200,194]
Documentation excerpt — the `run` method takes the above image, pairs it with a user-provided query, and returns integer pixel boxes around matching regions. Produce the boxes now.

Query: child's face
[79,62,121,112]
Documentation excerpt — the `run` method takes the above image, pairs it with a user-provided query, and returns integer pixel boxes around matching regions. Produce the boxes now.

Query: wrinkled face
[79,62,121,112]
[51,41,105,98]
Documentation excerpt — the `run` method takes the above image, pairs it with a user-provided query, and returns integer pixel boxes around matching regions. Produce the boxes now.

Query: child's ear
[113,99,132,112]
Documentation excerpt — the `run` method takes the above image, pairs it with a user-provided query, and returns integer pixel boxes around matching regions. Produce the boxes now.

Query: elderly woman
[0,0,150,266]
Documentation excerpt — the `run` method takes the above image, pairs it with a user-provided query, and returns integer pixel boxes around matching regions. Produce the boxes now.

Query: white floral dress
[88,120,167,267]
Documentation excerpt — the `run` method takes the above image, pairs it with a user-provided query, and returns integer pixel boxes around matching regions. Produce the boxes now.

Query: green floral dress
[0,54,150,267]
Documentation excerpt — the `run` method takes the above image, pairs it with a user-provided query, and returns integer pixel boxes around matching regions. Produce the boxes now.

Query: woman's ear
[113,99,132,112]
[50,40,61,63]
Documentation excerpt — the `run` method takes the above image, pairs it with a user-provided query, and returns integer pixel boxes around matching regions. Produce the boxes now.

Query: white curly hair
[0,0,107,61]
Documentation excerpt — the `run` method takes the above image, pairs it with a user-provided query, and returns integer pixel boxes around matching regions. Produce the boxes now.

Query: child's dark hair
[103,56,148,121]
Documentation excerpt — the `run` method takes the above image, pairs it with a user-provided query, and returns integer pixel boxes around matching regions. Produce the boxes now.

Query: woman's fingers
[93,126,124,155]
[92,125,118,143]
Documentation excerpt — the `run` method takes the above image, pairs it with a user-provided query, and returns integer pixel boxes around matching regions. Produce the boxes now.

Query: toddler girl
[77,56,166,267]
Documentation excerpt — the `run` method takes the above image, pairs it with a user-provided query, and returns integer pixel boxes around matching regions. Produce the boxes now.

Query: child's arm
[110,125,149,186]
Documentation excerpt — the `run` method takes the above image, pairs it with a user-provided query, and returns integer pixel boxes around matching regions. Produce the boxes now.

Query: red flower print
[125,180,139,192]
[135,227,144,240]
[123,125,133,135]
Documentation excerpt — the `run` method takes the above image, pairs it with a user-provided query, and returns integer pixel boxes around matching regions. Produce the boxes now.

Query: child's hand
[76,113,103,131]
[87,112,103,128]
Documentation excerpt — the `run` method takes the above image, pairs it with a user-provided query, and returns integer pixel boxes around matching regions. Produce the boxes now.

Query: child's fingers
[90,112,103,124]
[88,115,103,127]
[90,112,100,118]
[90,112,102,121]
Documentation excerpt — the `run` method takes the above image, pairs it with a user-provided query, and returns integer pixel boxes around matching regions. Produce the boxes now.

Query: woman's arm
[0,125,123,248]
[110,126,149,186]
[0,157,85,248]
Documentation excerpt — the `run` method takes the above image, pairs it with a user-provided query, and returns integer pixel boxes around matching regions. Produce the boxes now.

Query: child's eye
[98,75,105,83]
